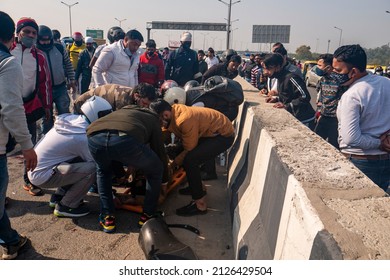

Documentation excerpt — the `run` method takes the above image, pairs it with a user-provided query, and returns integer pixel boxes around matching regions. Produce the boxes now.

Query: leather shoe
[176,201,207,216]
[201,172,218,181]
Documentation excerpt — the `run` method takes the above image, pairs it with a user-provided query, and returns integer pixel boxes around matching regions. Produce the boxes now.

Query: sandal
[23,184,44,196]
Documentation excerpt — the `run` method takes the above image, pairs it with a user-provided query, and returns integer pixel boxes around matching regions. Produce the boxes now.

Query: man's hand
[259,88,268,96]
[69,80,77,93]
[265,96,278,103]
[273,102,286,109]
[23,148,37,171]
[267,89,278,97]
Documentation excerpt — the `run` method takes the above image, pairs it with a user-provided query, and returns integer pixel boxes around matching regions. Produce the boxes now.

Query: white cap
[85,36,94,44]
[180,32,192,42]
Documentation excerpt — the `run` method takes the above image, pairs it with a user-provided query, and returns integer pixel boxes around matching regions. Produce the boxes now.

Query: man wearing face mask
[11,18,52,197]
[165,32,201,87]
[264,53,316,129]
[75,37,95,94]
[36,25,76,134]
[93,29,143,88]
[67,32,85,71]
[313,53,348,149]
[334,44,390,193]
[138,39,164,88]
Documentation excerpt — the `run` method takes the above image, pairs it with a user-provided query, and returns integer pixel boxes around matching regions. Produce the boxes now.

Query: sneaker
[138,211,164,228]
[99,215,116,233]
[53,202,90,218]
[138,213,153,228]
[1,235,28,260]
[49,194,64,208]
[87,184,98,195]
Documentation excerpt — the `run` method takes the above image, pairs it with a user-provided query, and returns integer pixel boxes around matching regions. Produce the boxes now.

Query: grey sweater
[0,49,33,154]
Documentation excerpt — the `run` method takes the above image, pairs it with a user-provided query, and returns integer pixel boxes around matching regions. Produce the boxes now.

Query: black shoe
[54,202,90,218]
[176,201,207,216]
[201,172,218,181]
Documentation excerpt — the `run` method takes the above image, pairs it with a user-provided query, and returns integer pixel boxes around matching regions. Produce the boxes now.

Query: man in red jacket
[138,39,164,88]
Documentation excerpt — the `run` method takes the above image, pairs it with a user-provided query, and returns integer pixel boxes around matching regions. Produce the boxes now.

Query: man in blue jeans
[0,11,37,260]
[334,44,390,192]
[87,105,169,232]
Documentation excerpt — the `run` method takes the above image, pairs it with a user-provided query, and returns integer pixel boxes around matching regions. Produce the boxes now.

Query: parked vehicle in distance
[302,60,317,77]
[305,65,321,89]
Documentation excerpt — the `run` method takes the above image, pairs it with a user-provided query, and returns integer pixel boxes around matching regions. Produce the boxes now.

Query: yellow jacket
[168,104,234,166]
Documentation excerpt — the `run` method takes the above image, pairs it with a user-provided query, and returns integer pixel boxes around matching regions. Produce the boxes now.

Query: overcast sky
[2,0,390,53]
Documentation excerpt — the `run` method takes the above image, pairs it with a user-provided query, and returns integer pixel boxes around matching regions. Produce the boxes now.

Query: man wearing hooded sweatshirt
[164,32,201,86]
[28,96,112,218]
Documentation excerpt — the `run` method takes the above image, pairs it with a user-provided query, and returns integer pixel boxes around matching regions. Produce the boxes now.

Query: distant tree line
[292,45,390,65]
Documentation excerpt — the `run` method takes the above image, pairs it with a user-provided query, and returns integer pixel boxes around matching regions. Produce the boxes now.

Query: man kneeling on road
[150,99,234,217]
[28,96,112,217]
[86,105,169,233]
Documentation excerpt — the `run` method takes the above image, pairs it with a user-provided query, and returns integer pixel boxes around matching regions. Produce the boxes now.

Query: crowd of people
[1,10,389,260]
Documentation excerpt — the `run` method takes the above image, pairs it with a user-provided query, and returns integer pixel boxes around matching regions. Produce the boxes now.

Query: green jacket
[87,105,168,182]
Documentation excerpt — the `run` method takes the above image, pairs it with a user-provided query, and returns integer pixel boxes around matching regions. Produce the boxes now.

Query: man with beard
[150,99,234,217]
[334,44,390,192]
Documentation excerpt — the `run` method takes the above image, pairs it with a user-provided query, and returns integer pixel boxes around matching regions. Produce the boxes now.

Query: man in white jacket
[92,29,143,88]
[28,96,112,218]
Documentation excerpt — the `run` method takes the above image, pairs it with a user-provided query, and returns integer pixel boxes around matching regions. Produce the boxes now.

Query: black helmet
[220,49,237,63]
[107,26,125,43]
[37,25,53,51]
[183,80,200,92]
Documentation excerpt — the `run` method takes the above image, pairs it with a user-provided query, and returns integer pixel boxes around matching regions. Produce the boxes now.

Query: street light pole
[218,0,241,49]
[61,1,79,37]
[334,26,343,47]
[115,18,127,28]
[327,39,331,53]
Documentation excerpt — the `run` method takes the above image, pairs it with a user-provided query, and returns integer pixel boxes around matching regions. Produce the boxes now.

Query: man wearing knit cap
[165,32,201,86]
[11,17,52,196]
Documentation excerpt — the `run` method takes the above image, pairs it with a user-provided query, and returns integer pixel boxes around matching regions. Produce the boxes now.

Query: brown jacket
[168,104,234,166]
[73,84,135,113]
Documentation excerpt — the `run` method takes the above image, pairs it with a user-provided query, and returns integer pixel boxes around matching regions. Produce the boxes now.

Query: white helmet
[80,96,112,123]
[163,87,186,105]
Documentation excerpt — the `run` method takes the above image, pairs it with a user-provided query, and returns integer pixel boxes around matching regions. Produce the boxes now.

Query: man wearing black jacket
[263,53,315,129]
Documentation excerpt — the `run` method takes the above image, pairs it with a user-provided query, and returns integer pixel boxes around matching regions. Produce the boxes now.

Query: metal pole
[218,0,241,50]
[61,2,79,37]
[115,18,127,28]
[327,40,331,53]
[334,26,342,47]
[226,0,231,49]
